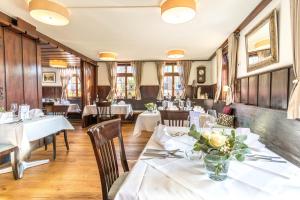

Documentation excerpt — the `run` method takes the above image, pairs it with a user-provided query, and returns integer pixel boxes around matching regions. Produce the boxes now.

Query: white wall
[42,67,62,86]
[97,62,110,85]
[237,0,293,78]
[97,60,216,86]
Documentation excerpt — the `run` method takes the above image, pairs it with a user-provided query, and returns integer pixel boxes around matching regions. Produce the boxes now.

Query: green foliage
[145,103,156,111]
[0,107,4,112]
[190,127,250,163]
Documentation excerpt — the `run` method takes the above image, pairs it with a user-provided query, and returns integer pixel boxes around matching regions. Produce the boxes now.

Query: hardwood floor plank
[0,123,151,200]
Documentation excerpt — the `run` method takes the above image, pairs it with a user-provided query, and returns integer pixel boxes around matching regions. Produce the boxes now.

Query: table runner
[115,126,300,200]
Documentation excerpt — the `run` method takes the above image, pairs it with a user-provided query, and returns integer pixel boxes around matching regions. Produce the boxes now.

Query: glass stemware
[10,103,18,117]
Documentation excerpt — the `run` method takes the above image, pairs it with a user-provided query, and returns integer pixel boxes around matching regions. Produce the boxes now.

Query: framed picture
[197,66,206,84]
[42,72,56,83]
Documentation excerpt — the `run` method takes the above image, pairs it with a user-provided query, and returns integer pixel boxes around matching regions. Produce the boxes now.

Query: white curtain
[156,61,165,100]
[60,68,72,100]
[226,33,239,105]
[106,62,117,100]
[214,48,223,102]
[288,0,300,119]
[132,61,143,100]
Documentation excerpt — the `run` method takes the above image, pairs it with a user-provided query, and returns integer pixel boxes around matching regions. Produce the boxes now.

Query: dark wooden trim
[208,0,272,60]
[0,11,96,65]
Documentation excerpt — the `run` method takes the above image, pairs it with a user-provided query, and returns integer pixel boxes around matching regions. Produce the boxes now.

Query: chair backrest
[96,101,112,118]
[159,110,190,127]
[87,118,129,200]
[52,105,69,116]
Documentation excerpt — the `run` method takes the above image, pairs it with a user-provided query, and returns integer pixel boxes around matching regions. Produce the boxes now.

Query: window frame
[67,74,81,98]
[163,63,180,97]
[116,63,134,99]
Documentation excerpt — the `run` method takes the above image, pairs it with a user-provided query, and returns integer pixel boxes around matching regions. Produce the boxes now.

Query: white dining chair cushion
[108,172,129,200]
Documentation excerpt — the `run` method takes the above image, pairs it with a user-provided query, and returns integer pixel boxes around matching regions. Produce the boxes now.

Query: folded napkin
[0,112,14,124]
[193,106,205,113]
[29,109,45,119]
[154,125,196,151]
[118,100,126,105]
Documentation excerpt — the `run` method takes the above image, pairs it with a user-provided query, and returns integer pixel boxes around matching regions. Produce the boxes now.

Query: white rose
[209,133,227,148]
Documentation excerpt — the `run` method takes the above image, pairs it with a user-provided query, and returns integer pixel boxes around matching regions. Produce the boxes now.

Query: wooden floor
[0,123,151,200]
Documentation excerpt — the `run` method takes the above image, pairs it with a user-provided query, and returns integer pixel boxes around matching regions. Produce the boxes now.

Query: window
[116,63,136,99]
[67,74,81,98]
[163,63,183,98]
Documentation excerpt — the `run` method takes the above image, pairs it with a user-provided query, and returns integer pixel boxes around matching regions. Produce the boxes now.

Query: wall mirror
[246,9,278,72]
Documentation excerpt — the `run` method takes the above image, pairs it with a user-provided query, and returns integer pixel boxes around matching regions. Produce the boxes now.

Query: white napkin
[0,112,14,124]
[29,109,45,119]
[118,100,126,105]
[153,125,196,151]
[193,106,204,113]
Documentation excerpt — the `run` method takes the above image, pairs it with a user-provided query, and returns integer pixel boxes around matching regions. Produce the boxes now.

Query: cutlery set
[142,148,184,160]
[246,154,287,163]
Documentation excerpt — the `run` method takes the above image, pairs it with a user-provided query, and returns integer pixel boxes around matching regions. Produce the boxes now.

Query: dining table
[0,115,74,178]
[133,111,161,137]
[82,104,133,127]
[115,125,300,200]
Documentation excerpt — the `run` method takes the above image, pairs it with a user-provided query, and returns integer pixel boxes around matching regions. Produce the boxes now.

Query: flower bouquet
[145,103,156,112]
[188,125,250,181]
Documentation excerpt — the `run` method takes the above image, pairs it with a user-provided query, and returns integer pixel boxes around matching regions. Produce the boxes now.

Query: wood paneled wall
[232,103,300,166]
[235,66,293,110]
[0,27,42,109]
[42,86,62,99]
[82,61,97,106]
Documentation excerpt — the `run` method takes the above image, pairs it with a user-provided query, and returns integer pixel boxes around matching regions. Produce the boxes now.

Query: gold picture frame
[245,9,279,72]
[42,72,56,83]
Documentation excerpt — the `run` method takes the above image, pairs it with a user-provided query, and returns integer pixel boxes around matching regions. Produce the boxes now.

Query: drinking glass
[10,103,18,117]
[207,109,217,118]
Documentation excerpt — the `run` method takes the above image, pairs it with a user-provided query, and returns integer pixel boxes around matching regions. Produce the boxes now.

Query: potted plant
[144,103,156,112]
[189,125,250,181]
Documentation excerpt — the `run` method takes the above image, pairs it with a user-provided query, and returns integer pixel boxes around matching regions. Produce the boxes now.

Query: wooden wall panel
[140,85,159,99]
[96,86,110,101]
[37,45,42,108]
[42,86,62,99]
[82,61,96,106]
[232,103,300,166]
[22,36,39,108]
[234,79,241,103]
[240,78,248,104]
[271,69,289,109]
[0,27,5,108]
[248,76,258,105]
[4,29,24,107]
[258,73,271,108]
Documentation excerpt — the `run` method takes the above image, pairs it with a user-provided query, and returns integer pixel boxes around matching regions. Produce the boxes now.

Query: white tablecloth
[0,116,74,159]
[133,111,161,137]
[54,103,81,113]
[82,104,133,118]
[115,126,300,200]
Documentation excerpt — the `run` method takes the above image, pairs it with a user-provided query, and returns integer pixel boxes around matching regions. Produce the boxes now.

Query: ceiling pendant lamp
[167,49,185,59]
[49,60,68,68]
[161,0,197,24]
[29,0,70,26]
[99,52,117,61]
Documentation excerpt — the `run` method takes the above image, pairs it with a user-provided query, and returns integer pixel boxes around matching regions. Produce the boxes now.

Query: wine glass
[10,103,18,117]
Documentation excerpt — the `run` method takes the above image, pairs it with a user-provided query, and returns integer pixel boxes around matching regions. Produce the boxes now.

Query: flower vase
[204,154,230,181]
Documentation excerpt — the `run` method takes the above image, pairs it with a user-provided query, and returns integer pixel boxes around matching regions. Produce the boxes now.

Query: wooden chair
[44,105,69,151]
[0,144,19,179]
[159,110,190,127]
[96,101,116,123]
[87,118,129,200]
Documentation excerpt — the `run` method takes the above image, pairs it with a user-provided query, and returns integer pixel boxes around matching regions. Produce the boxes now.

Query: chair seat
[108,172,129,200]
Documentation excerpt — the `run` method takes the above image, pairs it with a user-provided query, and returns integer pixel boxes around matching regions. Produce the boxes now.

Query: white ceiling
[1,0,262,61]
